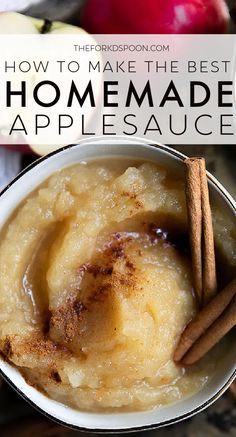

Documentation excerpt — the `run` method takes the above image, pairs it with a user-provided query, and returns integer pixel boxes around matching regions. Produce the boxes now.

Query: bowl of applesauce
[0,137,235,432]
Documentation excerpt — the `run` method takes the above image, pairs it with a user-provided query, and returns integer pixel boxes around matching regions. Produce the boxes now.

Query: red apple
[81,0,229,34]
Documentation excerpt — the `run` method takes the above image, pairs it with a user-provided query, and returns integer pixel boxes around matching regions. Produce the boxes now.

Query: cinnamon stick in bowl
[174,157,235,366]
[174,278,236,363]
[185,158,217,307]
[181,293,236,365]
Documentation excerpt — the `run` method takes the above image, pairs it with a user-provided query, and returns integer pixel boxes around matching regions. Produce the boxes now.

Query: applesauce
[0,159,235,412]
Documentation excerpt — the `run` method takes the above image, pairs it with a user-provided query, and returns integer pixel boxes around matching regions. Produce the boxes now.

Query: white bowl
[0,137,235,433]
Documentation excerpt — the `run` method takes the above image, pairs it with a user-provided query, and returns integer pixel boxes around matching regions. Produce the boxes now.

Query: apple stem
[41,19,53,34]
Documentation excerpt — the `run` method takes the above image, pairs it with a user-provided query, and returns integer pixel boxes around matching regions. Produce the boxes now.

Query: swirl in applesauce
[0,160,234,412]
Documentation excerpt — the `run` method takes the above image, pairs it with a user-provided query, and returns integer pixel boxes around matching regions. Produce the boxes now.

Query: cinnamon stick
[200,159,217,306]
[174,278,236,363]
[181,294,236,365]
[185,159,202,304]
[174,158,233,366]
[185,158,217,306]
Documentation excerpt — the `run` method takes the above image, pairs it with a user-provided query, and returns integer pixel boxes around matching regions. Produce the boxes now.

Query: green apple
[0,12,102,156]
[0,11,89,36]
[0,12,38,33]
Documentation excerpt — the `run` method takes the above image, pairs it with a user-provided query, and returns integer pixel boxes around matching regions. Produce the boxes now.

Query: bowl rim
[0,139,235,433]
